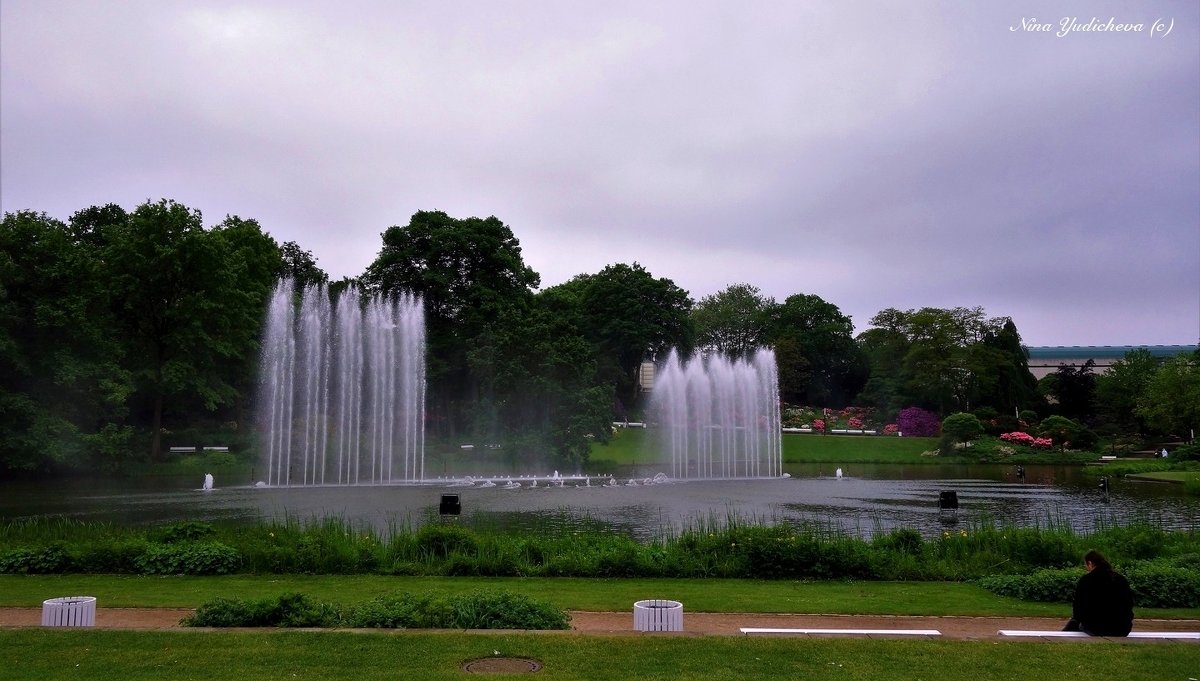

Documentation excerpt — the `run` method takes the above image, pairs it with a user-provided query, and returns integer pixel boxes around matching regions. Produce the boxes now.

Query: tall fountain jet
[257,279,426,486]
[650,348,782,479]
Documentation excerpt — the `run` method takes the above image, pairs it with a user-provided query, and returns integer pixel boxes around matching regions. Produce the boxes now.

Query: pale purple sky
[3,1,1197,346]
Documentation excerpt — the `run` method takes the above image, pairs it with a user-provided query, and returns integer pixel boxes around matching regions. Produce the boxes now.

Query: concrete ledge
[740,627,941,636]
[999,630,1199,639]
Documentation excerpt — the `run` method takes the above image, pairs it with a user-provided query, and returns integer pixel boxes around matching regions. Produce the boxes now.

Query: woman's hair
[1084,549,1113,573]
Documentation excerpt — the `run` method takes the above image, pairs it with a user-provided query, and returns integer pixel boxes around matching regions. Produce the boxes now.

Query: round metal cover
[462,657,543,674]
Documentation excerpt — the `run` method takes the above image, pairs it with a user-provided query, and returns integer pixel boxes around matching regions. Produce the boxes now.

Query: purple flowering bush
[896,407,940,437]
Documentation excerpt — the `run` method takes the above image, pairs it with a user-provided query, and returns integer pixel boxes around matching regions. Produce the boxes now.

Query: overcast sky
[3,1,1197,347]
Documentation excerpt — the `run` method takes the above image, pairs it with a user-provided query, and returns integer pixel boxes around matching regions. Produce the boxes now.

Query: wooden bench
[998,630,1199,639]
[740,627,941,636]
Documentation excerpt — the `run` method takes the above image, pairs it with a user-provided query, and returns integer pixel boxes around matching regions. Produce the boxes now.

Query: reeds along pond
[1,514,1197,607]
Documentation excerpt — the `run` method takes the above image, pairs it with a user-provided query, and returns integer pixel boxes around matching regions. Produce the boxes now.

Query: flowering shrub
[812,419,826,433]
[999,432,1053,449]
[883,423,898,435]
[847,417,863,429]
[896,407,940,437]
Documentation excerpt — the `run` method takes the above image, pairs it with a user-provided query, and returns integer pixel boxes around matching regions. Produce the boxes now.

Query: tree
[540,263,693,412]
[361,211,540,438]
[1136,351,1200,439]
[1095,348,1159,434]
[104,200,274,459]
[763,293,864,406]
[691,283,773,358]
[1039,415,1083,451]
[1045,361,1097,421]
[0,210,131,472]
[942,412,984,442]
[278,240,328,288]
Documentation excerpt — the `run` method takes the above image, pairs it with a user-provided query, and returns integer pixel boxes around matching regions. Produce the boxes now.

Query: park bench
[202,446,229,452]
[740,627,941,637]
[169,446,196,454]
[998,630,1199,639]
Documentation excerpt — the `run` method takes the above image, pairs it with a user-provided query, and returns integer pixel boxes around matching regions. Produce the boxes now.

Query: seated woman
[1063,549,1134,636]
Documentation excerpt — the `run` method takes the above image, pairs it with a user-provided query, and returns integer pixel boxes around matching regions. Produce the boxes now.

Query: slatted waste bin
[633,599,683,631]
[41,596,96,627]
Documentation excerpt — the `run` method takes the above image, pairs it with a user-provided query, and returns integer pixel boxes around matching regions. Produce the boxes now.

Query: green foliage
[978,563,1200,608]
[976,569,1079,602]
[156,522,216,544]
[183,592,340,627]
[691,283,773,358]
[185,590,570,630]
[135,541,241,575]
[942,413,984,442]
[0,543,74,574]
[1137,351,1200,438]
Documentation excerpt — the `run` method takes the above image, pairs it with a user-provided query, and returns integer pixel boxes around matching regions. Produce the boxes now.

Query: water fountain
[650,348,782,479]
[257,279,426,486]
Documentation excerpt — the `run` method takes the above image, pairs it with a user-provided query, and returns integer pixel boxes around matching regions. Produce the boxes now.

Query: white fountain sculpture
[202,473,214,491]
[257,279,426,487]
[650,348,782,480]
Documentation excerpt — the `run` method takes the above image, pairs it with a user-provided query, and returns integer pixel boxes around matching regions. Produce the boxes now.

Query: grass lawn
[1127,471,1198,484]
[4,629,1199,681]
[590,428,943,466]
[4,575,1198,619]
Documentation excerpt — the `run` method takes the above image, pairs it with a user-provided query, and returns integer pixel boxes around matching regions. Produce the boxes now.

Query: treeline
[2,201,1196,474]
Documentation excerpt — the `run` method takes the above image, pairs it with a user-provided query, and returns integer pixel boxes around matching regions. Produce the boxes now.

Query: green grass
[4,575,1198,618]
[3,630,1198,681]
[1128,471,1199,484]
[590,428,942,465]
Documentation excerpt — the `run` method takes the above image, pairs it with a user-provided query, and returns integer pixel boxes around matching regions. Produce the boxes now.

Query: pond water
[2,463,1195,539]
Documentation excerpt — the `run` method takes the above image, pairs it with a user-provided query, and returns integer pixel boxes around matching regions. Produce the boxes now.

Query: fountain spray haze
[257,279,426,486]
[650,348,782,479]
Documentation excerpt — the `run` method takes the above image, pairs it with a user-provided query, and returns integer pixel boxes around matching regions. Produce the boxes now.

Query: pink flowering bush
[847,417,863,429]
[883,423,899,435]
[812,419,826,433]
[999,432,1053,449]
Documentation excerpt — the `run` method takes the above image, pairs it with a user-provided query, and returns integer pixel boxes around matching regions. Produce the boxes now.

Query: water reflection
[1,463,1195,540]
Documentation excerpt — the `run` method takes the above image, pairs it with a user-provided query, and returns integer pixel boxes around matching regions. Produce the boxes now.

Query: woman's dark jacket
[1072,568,1134,636]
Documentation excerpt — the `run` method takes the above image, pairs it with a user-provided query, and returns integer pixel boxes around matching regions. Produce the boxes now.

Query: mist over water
[257,279,425,486]
[650,348,783,479]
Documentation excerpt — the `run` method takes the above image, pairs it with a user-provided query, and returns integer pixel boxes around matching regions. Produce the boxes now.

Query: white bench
[169,446,196,454]
[202,446,229,452]
[999,630,1199,639]
[740,628,941,636]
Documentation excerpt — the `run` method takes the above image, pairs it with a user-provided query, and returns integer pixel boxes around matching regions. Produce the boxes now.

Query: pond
[2,463,1194,539]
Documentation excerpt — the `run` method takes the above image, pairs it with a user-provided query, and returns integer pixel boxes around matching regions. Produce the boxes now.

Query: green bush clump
[183,593,340,627]
[415,524,479,560]
[977,568,1080,602]
[156,521,215,544]
[1124,564,1200,608]
[0,542,74,574]
[136,541,241,575]
[75,540,148,573]
[187,591,569,630]
[445,590,571,630]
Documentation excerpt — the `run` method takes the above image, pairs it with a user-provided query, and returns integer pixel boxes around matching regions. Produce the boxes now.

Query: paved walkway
[2,607,1196,641]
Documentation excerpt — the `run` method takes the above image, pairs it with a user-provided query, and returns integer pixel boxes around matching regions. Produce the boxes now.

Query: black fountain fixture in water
[439,494,461,515]
[938,491,959,510]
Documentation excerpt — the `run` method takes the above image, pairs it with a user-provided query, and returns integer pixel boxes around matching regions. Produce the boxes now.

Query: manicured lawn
[4,575,1198,619]
[590,428,942,466]
[1128,471,1198,484]
[4,629,1198,681]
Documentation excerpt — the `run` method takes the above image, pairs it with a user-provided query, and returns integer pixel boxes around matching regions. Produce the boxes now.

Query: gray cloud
[2,0,1196,346]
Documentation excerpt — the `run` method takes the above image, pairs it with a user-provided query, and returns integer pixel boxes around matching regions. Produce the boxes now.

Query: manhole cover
[462,657,543,674]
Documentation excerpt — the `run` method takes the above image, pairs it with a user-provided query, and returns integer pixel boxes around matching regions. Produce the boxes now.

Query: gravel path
[2,607,1197,641]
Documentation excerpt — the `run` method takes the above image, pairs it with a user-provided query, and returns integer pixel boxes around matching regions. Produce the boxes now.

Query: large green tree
[104,200,278,459]
[691,283,773,358]
[540,263,693,414]
[1095,348,1159,434]
[0,210,131,472]
[1136,350,1200,439]
[360,211,540,439]
[763,293,864,406]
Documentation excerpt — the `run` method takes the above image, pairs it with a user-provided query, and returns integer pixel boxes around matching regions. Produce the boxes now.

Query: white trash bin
[41,596,96,627]
[633,599,683,631]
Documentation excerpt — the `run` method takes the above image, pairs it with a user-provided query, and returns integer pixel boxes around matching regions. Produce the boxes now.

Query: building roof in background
[1025,345,1197,360]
